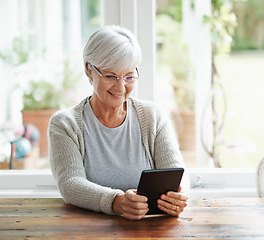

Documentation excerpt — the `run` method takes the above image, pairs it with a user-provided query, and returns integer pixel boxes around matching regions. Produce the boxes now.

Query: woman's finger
[165,192,188,206]
[126,189,148,203]
[157,198,181,211]
[114,190,149,220]
[157,202,179,216]
[156,191,188,216]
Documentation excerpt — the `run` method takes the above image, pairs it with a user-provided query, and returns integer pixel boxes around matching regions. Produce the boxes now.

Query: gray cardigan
[48,97,184,215]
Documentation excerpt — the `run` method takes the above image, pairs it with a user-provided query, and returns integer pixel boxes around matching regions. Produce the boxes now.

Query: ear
[85,62,93,80]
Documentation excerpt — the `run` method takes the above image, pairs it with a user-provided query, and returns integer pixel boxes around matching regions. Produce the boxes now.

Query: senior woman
[48,25,188,220]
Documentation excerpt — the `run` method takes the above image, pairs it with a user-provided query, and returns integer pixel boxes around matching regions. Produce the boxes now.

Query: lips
[108,91,124,98]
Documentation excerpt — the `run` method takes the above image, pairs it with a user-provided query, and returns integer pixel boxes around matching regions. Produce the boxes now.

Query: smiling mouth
[108,91,124,98]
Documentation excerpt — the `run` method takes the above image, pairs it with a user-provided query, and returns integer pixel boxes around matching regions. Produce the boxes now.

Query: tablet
[137,168,184,215]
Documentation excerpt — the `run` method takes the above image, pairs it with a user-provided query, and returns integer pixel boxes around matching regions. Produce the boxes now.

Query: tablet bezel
[137,168,184,215]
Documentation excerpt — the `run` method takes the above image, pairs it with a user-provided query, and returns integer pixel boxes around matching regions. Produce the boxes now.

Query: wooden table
[1,198,264,239]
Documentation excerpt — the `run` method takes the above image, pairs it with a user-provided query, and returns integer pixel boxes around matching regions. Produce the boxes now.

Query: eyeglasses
[90,64,139,84]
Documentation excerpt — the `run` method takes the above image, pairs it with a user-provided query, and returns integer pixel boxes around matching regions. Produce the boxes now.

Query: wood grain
[1,198,264,239]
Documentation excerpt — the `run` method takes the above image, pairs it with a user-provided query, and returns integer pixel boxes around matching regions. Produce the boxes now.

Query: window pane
[0,0,103,170]
[156,0,196,168]
[217,0,264,168]
[156,0,264,168]
[216,52,264,168]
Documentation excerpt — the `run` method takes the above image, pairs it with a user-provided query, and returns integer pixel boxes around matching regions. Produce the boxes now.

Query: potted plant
[21,59,80,156]
[21,81,60,156]
[1,35,80,160]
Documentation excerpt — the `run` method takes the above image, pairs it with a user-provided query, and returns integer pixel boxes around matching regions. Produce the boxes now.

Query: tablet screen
[137,168,184,215]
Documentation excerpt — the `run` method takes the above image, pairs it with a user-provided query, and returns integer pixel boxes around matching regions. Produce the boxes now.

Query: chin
[110,98,128,108]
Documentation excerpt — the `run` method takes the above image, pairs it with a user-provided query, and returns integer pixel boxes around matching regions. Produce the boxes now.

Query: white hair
[83,25,142,78]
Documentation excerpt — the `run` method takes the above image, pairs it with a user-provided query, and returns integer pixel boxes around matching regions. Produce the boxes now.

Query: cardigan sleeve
[131,97,185,169]
[48,111,123,215]
[154,112,185,169]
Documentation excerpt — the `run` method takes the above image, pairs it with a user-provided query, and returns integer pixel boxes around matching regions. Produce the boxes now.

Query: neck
[89,95,127,128]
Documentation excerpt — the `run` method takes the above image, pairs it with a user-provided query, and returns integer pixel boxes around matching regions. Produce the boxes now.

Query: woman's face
[88,65,137,109]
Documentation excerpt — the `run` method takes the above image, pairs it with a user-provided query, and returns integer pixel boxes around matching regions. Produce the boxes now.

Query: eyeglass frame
[90,63,139,84]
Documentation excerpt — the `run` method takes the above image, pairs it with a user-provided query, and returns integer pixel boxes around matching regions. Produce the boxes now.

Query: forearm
[48,121,124,215]
[58,176,123,215]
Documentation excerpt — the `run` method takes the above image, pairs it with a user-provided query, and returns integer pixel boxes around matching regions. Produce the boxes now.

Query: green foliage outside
[232,0,264,51]
[22,59,81,110]
[202,0,238,167]
[157,0,264,52]
[156,0,193,112]
[203,0,264,52]
[0,0,102,111]
[156,0,182,22]
[204,0,237,55]
[156,0,264,168]
[22,81,62,110]
[0,34,37,67]
[80,0,102,44]
[156,15,193,112]
[0,36,81,111]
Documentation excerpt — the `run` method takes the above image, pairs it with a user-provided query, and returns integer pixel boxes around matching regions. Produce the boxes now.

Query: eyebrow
[104,70,135,76]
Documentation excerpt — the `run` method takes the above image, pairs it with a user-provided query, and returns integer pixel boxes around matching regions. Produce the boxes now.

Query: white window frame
[103,0,156,101]
[0,0,259,198]
[182,0,213,168]
[0,168,258,198]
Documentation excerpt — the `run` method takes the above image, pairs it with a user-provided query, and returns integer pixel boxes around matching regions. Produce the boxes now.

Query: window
[0,0,102,170]
[0,0,260,198]
[156,0,264,169]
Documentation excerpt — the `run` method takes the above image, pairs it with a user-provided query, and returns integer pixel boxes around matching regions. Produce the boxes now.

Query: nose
[114,78,126,91]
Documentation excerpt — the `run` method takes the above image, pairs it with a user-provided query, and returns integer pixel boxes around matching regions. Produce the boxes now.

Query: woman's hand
[157,186,188,216]
[112,189,149,220]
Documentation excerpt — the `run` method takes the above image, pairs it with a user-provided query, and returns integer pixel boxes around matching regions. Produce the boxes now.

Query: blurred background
[0,0,264,170]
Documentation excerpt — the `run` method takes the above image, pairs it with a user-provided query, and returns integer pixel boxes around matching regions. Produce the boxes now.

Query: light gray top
[48,97,184,215]
[83,98,151,191]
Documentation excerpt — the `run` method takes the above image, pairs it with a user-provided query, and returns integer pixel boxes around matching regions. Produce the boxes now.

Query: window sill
[189,187,257,198]
[0,168,258,198]
[0,189,61,198]
[0,187,257,199]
